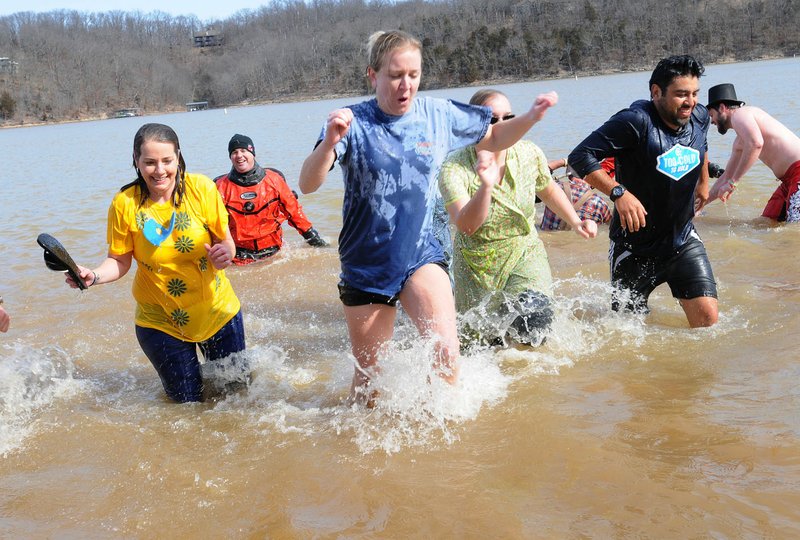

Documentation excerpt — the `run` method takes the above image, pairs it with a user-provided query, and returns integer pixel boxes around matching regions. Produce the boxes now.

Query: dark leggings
[135,311,246,403]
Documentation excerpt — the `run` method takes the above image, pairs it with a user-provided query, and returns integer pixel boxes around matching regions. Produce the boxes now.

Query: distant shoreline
[1,55,789,130]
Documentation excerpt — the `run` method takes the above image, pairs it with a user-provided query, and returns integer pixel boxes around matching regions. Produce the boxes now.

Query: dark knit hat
[228,134,255,156]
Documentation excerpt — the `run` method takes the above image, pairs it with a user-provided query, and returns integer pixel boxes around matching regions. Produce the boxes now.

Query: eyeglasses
[490,114,515,125]
[142,211,176,247]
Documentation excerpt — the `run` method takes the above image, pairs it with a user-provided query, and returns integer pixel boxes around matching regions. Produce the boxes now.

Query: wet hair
[122,123,187,207]
[366,30,422,74]
[648,55,705,94]
[469,89,508,107]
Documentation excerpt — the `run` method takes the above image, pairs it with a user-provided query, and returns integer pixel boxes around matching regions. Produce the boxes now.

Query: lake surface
[1,57,799,537]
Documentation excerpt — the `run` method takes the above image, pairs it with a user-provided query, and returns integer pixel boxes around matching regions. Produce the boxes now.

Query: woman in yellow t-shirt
[66,123,246,403]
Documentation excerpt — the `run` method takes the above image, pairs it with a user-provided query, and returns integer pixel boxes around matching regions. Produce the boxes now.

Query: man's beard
[656,97,692,128]
[672,106,692,127]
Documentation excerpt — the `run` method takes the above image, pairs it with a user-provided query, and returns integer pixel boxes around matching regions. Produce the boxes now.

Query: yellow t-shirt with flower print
[107,172,240,342]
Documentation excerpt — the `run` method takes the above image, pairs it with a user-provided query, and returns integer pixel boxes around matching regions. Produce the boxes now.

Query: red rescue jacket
[215,168,314,252]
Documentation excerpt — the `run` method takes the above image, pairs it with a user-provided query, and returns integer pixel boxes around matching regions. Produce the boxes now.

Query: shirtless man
[706,83,800,222]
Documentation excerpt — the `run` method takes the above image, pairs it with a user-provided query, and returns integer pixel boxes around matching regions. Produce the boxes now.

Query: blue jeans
[135,311,246,403]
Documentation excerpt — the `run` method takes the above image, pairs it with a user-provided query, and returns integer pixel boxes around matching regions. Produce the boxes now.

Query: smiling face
[368,46,422,117]
[230,148,256,174]
[652,75,700,130]
[135,140,179,203]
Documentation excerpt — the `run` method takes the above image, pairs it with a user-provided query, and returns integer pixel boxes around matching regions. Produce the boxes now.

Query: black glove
[708,162,725,178]
[302,228,328,247]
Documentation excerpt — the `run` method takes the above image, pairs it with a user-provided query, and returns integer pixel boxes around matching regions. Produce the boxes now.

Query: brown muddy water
[0,58,798,537]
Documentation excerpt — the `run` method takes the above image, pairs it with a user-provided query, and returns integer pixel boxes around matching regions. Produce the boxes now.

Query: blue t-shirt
[323,96,491,296]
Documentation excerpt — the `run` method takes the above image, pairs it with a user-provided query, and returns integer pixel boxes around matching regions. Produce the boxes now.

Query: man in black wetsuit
[569,55,718,328]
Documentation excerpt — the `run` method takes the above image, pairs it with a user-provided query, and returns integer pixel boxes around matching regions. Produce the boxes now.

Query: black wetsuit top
[569,99,709,256]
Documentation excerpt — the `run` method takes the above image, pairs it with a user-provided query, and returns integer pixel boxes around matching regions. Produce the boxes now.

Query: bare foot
[348,386,380,408]
[365,389,379,409]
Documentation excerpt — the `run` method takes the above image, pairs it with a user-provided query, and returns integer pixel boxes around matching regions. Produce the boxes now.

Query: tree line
[0,0,798,124]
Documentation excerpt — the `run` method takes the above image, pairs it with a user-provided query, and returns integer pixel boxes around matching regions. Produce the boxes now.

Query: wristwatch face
[611,185,625,201]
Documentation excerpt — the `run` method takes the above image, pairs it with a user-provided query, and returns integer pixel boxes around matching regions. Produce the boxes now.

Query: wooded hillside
[0,0,797,124]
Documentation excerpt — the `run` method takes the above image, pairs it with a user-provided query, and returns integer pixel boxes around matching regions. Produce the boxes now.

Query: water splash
[206,328,512,455]
[78,272,750,457]
[209,276,656,455]
[328,336,510,455]
[0,343,87,455]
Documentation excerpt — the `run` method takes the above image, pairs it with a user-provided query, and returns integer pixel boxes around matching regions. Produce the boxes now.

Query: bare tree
[0,0,797,124]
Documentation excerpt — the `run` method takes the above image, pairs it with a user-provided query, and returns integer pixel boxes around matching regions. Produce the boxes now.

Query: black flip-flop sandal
[36,233,88,290]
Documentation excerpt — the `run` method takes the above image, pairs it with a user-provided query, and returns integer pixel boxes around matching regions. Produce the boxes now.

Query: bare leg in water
[343,263,460,406]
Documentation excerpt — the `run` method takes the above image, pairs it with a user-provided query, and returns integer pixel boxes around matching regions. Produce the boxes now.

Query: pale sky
[0,1,268,22]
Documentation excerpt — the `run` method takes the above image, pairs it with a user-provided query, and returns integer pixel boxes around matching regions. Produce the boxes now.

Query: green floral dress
[439,140,553,314]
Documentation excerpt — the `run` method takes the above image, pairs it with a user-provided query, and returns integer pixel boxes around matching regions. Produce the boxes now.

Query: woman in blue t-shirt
[300,29,558,405]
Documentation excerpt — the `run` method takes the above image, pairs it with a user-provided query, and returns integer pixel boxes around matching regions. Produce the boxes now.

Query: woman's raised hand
[475,150,501,189]
[324,108,354,146]
[529,91,559,123]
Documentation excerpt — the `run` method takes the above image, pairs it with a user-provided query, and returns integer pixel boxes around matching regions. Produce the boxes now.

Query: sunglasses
[490,114,515,125]
[142,211,176,247]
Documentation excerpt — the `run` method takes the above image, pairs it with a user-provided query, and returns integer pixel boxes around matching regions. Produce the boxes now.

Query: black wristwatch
[610,184,626,202]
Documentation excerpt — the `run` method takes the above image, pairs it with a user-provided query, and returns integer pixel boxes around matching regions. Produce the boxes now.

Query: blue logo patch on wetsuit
[656,144,700,181]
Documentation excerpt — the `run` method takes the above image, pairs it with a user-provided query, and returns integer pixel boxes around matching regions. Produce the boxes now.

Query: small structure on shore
[186,101,209,112]
[193,28,223,48]
[0,57,18,74]
[112,108,142,118]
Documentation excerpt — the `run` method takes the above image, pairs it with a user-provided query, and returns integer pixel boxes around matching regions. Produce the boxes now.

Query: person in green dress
[439,89,598,346]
